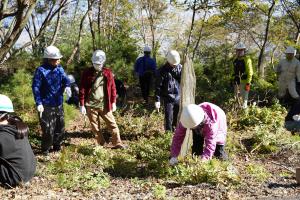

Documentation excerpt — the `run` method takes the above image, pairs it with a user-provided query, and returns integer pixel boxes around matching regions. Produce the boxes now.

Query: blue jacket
[155,63,182,102]
[32,64,70,107]
[134,55,157,76]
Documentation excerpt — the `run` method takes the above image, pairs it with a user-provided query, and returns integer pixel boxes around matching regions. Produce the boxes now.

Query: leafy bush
[237,103,286,129]
[245,163,270,182]
[115,106,164,140]
[0,69,35,113]
[152,183,167,199]
[45,144,111,190]
[170,157,241,186]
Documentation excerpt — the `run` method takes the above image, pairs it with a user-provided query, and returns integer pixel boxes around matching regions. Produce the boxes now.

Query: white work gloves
[169,157,178,166]
[293,115,300,121]
[37,105,44,113]
[37,105,44,118]
[80,106,86,115]
[65,87,72,100]
[112,103,117,112]
[155,102,160,109]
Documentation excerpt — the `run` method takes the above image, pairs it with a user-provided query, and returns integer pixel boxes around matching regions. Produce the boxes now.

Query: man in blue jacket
[134,46,157,103]
[155,50,182,132]
[32,46,71,155]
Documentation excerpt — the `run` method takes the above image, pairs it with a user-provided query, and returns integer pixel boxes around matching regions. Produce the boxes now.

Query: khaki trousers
[86,106,122,146]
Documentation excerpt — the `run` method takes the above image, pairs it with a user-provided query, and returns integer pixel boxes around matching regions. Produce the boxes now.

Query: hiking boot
[53,145,61,152]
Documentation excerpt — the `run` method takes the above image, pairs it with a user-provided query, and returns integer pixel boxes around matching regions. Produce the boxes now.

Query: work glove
[112,103,117,112]
[169,157,178,166]
[37,105,44,113]
[79,106,86,115]
[245,83,250,92]
[65,87,72,98]
[293,115,300,121]
[155,102,160,109]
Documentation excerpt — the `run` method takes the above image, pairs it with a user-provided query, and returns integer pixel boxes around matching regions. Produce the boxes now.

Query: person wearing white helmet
[32,45,71,155]
[232,42,253,109]
[275,46,300,106]
[169,102,227,165]
[79,50,125,149]
[0,94,36,187]
[155,50,182,131]
[134,45,157,103]
[66,74,79,106]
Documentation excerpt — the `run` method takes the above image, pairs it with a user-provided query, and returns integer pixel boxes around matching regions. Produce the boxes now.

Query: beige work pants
[86,106,122,146]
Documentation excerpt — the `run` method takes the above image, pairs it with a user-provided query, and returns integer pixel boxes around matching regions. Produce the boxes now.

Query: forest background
[0,0,300,199]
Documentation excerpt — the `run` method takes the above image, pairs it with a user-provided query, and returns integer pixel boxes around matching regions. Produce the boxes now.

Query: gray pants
[39,105,65,152]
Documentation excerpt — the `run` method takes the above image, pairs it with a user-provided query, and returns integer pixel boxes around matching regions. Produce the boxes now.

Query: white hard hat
[68,75,75,84]
[43,45,63,59]
[0,94,14,113]
[235,42,246,50]
[180,104,204,129]
[144,46,151,52]
[285,46,296,54]
[167,50,180,65]
[92,50,106,64]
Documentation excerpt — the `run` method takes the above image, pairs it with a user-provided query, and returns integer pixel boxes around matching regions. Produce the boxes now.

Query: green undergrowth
[115,104,164,139]
[40,133,243,190]
[225,103,298,155]
[169,157,241,186]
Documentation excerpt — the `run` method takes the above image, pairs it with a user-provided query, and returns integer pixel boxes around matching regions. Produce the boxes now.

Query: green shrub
[237,103,286,129]
[45,144,111,190]
[170,157,241,186]
[115,106,164,140]
[152,183,167,199]
[246,163,270,182]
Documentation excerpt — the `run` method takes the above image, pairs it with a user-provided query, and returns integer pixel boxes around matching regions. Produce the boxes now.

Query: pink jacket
[170,102,227,160]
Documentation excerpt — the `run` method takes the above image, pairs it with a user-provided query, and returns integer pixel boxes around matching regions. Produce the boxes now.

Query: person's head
[43,46,63,67]
[0,94,29,139]
[92,50,106,71]
[180,104,205,129]
[68,74,75,84]
[285,46,296,61]
[235,42,246,57]
[167,50,180,67]
[143,45,151,56]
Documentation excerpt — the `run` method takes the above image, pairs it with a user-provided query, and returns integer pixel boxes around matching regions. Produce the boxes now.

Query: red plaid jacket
[79,67,116,111]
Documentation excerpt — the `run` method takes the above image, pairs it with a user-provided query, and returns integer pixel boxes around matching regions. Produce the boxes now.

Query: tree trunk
[97,0,102,48]
[12,0,68,56]
[179,55,196,157]
[295,31,300,45]
[50,7,62,46]
[66,9,90,66]
[192,9,208,61]
[257,0,275,78]
[88,0,96,51]
[0,1,37,63]
[185,0,197,58]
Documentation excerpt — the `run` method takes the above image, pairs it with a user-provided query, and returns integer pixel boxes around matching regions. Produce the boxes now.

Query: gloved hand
[37,105,44,113]
[155,102,160,109]
[293,115,300,121]
[169,157,178,166]
[245,83,250,91]
[79,106,86,115]
[65,87,72,98]
[112,103,117,112]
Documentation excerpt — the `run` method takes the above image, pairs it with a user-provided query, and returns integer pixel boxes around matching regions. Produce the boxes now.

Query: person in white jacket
[275,46,300,104]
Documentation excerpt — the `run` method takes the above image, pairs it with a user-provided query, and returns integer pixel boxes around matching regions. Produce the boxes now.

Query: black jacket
[0,125,36,187]
[155,63,182,102]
